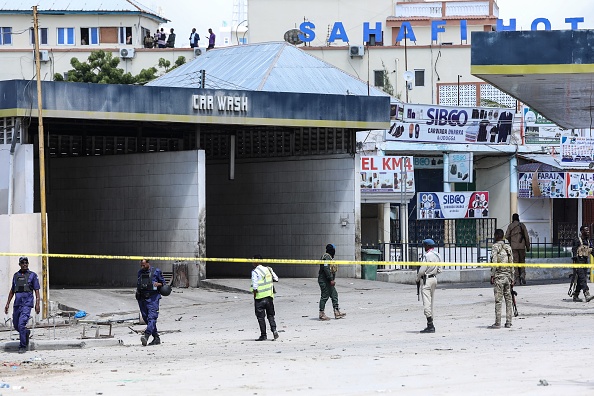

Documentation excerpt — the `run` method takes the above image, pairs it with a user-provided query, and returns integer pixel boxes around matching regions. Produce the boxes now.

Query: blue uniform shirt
[137,267,165,298]
[11,270,40,308]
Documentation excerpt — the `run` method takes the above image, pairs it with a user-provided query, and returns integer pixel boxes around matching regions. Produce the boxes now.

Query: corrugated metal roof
[0,0,165,21]
[147,42,391,97]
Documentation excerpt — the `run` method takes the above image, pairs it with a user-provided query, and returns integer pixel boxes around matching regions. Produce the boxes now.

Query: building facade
[0,1,200,81]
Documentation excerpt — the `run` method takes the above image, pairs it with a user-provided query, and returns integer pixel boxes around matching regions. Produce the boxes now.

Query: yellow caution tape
[0,252,591,269]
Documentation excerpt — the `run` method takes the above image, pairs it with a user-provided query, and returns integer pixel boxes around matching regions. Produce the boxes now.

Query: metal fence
[362,238,576,271]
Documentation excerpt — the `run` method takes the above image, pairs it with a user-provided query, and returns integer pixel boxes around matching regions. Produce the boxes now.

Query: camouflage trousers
[493,275,513,325]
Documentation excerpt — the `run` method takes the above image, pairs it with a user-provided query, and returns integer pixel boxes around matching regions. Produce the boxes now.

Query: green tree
[380,61,394,97]
[157,56,186,73]
[53,50,184,85]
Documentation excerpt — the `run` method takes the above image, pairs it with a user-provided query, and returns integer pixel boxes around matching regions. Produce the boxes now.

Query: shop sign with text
[417,191,489,219]
[385,104,513,145]
[360,156,415,193]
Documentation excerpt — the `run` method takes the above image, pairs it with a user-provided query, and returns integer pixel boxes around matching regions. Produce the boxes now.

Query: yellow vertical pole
[33,6,49,318]
[590,254,593,283]
[589,255,594,283]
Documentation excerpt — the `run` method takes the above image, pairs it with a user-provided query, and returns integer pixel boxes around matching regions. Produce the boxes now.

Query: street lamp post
[457,74,462,106]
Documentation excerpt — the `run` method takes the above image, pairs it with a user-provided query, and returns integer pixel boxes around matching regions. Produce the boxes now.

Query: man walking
[136,259,165,346]
[4,257,40,353]
[571,225,594,302]
[251,255,279,341]
[318,244,346,320]
[416,239,442,333]
[505,213,530,285]
[489,229,515,329]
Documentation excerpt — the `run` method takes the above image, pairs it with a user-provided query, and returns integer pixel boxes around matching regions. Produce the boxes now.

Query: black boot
[420,317,435,333]
[149,334,161,345]
[573,293,583,302]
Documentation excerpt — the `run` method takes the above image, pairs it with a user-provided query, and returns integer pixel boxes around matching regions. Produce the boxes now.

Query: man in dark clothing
[189,28,200,48]
[4,257,40,353]
[136,259,165,346]
[166,28,176,48]
[505,213,530,285]
[571,226,594,302]
[207,28,216,50]
[318,244,346,320]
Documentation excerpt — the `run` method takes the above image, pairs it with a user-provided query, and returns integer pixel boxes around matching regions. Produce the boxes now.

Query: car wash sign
[385,104,513,145]
[360,156,415,193]
[417,191,489,219]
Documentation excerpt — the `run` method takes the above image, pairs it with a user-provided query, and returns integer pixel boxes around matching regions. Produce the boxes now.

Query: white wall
[0,213,46,317]
[206,155,357,278]
[249,0,394,45]
[46,150,204,286]
[6,14,161,48]
[0,144,34,215]
[248,0,490,104]
[475,157,511,230]
[517,198,552,240]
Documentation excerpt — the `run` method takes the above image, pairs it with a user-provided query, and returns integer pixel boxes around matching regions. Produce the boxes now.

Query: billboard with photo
[360,156,415,193]
[417,191,489,219]
[385,104,513,144]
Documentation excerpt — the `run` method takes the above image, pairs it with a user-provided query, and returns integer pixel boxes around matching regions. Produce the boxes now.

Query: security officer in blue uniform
[136,259,165,346]
[4,257,40,354]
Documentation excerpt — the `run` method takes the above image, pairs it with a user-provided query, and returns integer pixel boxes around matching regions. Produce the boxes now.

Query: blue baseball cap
[422,239,435,246]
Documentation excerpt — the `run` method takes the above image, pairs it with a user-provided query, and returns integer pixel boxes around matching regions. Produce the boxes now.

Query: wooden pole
[33,6,49,319]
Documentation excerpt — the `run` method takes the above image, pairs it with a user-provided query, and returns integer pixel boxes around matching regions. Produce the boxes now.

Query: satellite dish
[403,71,414,82]
[284,28,304,45]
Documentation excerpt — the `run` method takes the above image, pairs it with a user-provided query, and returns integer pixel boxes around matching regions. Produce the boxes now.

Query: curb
[2,338,124,352]
[200,280,250,294]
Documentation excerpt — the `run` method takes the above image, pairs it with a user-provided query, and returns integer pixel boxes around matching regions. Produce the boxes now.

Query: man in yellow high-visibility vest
[251,255,279,341]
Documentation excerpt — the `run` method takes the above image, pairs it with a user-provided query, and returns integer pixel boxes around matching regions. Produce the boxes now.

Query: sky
[143,0,594,48]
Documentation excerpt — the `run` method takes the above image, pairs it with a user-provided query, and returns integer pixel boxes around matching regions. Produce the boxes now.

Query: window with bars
[0,117,16,145]
[43,127,354,159]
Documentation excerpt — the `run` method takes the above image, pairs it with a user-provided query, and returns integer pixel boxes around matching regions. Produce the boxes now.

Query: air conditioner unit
[193,47,202,57]
[33,50,50,62]
[119,48,135,59]
[349,45,364,58]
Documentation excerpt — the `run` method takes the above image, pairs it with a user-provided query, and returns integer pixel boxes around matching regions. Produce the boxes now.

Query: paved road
[1,278,593,395]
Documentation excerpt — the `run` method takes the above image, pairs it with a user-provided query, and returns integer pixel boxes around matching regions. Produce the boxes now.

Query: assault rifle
[511,286,518,317]
[568,266,577,297]
[416,265,420,301]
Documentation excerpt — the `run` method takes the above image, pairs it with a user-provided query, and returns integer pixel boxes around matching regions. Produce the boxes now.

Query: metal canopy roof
[471,30,594,130]
[147,42,390,97]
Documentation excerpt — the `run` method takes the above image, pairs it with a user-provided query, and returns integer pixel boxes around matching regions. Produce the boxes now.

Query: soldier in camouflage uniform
[489,229,515,329]
[571,226,594,302]
[318,244,346,320]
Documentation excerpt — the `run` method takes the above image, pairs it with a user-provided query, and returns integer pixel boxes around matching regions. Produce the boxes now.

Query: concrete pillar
[509,155,518,215]
[381,203,390,245]
[442,153,453,192]
[401,202,408,261]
